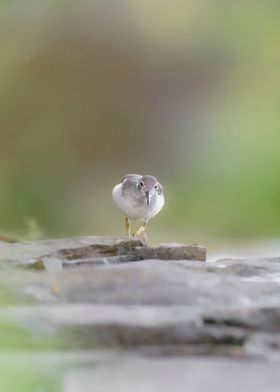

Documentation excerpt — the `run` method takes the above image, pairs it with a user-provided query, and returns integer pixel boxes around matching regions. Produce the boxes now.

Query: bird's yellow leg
[134,220,148,237]
[125,217,131,237]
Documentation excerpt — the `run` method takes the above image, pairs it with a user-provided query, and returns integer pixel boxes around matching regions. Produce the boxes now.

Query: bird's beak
[145,191,150,205]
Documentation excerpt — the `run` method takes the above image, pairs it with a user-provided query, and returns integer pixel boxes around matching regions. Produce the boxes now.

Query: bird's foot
[133,226,145,237]
[133,221,147,237]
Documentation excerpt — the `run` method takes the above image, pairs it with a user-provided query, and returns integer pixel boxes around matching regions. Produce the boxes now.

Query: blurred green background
[0,0,280,247]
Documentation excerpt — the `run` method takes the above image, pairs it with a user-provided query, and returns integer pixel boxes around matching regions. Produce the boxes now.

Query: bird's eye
[139,181,144,187]
[154,184,158,189]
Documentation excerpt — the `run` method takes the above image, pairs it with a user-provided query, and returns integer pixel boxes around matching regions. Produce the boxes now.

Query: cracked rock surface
[0,236,280,391]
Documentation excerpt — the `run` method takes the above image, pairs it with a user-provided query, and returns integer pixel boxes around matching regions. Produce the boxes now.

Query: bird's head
[137,175,162,205]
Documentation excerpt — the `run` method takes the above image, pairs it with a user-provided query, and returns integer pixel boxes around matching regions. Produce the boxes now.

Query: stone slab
[0,236,206,268]
[63,357,280,392]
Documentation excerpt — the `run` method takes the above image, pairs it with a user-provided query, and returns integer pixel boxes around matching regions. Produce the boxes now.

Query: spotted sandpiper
[112,174,164,237]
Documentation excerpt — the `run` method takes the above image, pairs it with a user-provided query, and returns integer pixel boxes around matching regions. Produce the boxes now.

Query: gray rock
[63,357,280,392]
[0,236,206,268]
[214,257,280,276]
[26,260,279,308]
[0,235,280,372]
[135,242,206,261]
[203,307,280,332]
[245,332,280,360]
[0,304,247,351]
[0,258,278,358]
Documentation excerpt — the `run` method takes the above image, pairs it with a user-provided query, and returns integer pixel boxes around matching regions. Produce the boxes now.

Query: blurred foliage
[0,363,59,392]
[0,0,279,244]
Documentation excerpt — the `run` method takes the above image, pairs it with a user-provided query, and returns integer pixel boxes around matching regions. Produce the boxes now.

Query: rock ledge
[0,236,207,268]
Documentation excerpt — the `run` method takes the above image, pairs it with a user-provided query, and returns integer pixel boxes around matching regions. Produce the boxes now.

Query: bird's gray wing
[121,174,142,196]
[157,182,164,195]
[121,174,142,183]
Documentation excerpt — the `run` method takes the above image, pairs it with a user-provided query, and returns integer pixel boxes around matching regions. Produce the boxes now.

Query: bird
[112,174,164,237]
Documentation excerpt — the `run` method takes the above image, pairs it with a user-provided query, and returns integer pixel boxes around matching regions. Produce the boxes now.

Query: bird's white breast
[112,183,164,221]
